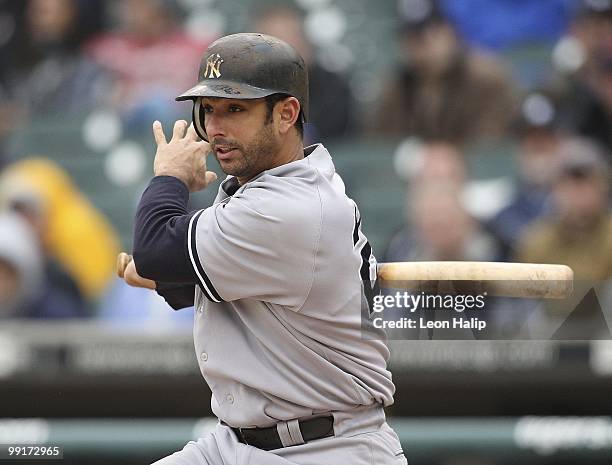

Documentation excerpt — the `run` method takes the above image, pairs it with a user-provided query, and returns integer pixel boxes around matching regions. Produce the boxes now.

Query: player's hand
[152,120,218,192]
[117,252,156,290]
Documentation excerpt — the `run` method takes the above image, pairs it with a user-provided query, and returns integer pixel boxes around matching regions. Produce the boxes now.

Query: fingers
[156,120,205,146]
[116,252,132,278]
[197,139,212,158]
[172,120,189,141]
[199,146,212,170]
[192,170,218,192]
[152,120,167,146]
[205,171,218,185]
[185,123,200,141]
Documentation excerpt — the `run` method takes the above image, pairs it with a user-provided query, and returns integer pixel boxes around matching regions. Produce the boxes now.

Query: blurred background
[0,0,612,463]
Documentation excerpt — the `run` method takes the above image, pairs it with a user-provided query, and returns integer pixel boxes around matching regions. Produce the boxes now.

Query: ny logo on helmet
[204,53,224,79]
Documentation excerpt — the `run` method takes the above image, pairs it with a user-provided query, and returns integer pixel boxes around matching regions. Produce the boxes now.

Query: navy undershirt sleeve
[133,176,199,284]
[155,282,196,310]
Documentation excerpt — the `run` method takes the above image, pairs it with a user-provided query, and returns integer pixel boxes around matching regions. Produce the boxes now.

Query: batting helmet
[176,33,309,141]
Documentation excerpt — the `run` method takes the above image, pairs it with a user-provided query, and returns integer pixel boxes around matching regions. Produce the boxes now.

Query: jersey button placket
[226,394,234,404]
[200,352,208,362]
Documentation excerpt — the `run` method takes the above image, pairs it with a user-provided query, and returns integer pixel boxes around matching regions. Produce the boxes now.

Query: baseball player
[123,33,407,465]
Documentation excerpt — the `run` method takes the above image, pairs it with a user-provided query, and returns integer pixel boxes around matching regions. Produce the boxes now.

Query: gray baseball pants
[151,405,407,465]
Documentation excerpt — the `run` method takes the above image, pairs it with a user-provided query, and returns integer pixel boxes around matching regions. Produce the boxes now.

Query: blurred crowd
[0,0,610,327]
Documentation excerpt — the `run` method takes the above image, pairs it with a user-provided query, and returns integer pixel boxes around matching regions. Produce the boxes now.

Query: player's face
[201,97,281,183]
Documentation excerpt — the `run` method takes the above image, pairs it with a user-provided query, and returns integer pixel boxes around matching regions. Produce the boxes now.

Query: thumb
[205,171,218,185]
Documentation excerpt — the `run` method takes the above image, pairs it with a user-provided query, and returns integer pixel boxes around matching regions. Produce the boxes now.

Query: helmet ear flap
[192,98,208,141]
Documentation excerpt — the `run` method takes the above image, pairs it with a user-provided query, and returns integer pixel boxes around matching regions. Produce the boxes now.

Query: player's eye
[228,105,243,113]
[202,104,213,113]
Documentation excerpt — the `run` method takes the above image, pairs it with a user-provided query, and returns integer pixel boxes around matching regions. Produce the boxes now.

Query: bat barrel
[376,262,574,299]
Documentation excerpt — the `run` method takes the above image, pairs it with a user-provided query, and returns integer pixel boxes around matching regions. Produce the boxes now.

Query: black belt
[231,415,334,450]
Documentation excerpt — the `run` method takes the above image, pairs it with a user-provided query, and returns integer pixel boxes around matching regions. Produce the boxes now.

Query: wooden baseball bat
[116,252,573,299]
[377,262,573,299]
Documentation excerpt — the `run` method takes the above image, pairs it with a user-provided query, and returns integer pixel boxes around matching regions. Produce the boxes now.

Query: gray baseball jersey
[186,143,395,428]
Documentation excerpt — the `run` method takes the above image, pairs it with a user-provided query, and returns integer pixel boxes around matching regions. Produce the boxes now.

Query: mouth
[214,146,238,160]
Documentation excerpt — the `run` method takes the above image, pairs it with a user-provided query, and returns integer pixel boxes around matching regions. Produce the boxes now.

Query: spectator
[555,0,612,153]
[0,158,120,302]
[566,0,612,75]
[2,0,110,117]
[251,5,356,142]
[385,183,500,263]
[0,211,43,318]
[86,0,213,130]
[7,184,86,312]
[0,211,85,319]
[383,179,509,339]
[370,0,516,146]
[0,0,25,162]
[488,91,564,258]
[394,140,467,189]
[386,139,500,261]
[515,137,612,281]
[585,52,612,153]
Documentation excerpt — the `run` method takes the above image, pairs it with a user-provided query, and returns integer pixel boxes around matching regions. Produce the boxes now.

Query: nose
[204,113,225,140]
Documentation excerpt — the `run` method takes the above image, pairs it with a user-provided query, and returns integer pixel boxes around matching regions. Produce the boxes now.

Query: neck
[237,136,304,185]
[277,137,305,167]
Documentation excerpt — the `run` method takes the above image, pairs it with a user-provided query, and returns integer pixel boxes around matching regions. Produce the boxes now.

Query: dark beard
[214,123,280,180]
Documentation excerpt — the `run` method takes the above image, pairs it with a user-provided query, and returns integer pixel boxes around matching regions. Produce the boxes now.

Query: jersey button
[226,394,234,404]
[200,352,208,362]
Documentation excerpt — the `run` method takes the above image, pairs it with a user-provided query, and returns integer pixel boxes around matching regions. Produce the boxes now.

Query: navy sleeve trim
[187,210,224,302]
[352,206,360,246]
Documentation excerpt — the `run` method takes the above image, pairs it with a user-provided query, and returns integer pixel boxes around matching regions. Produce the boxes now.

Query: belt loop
[276,421,293,447]
[237,428,249,445]
[276,419,306,447]
[287,419,305,445]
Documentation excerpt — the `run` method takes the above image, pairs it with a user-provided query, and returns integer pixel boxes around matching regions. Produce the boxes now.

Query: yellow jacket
[0,158,120,299]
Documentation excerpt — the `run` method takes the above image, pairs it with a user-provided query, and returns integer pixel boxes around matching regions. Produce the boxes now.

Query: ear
[276,97,300,135]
